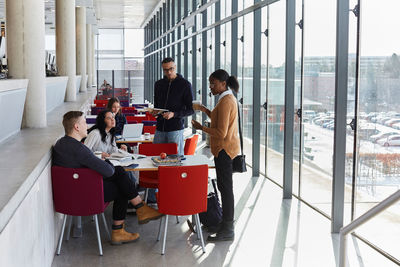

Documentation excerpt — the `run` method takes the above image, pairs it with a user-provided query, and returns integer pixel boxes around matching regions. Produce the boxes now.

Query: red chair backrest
[138,143,178,156]
[51,166,107,216]
[157,165,208,215]
[126,116,138,124]
[143,125,156,134]
[146,113,157,121]
[126,115,146,123]
[121,107,136,114]
[184,135,199,155]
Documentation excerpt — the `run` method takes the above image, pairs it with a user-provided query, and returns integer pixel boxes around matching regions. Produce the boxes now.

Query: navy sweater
[154,74,194,132]
[52,135,115,178]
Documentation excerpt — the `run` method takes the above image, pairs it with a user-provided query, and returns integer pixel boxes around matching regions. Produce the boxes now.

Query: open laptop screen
[122,123,144,138]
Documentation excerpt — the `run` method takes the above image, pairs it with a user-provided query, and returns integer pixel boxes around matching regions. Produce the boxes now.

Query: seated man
[52,111,163,245]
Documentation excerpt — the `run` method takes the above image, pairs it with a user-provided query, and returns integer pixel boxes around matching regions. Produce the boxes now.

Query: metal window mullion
[184,0,189,79]
[283,0,296,199]
[177,0,182,73]
[191,0,198,134]
[163,2,167,60]
[252,0,261,177]
[332,0,349,234]
[172,0,176,58]
[231,0,238,77]
[202,0,208,141]
[215,0,221,70]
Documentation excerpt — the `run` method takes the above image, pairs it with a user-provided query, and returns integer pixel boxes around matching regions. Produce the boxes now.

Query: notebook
[122,123,143,138]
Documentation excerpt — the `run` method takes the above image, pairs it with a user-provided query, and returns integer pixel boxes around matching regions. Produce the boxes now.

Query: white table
[124,155,214,171]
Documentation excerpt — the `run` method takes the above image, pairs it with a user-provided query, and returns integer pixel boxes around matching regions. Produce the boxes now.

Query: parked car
[377,135,400,147]
[385,119,400,127]
[370,131,399,143]
[392,123,400,130]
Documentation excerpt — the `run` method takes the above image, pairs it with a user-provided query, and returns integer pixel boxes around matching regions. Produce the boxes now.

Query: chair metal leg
[94,215,103,256]
[66,215,73,241]
[56,215,67,255]
[101,213,111,241]
[161,215,169,255]
[157,216,163,241]
[194,214,206,253]
[176,216,179,224]
[144,188,149,203]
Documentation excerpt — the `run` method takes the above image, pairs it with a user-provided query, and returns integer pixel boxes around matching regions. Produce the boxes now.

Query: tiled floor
[52,166,398,267]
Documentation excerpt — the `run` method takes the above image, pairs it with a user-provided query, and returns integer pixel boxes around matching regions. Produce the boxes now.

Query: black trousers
[214,149,234,222]
[103,166,138,221]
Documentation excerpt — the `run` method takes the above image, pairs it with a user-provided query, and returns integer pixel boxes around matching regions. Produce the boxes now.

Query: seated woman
[84,109,126,158]
[107,97,127,136]
[53,111,163,245]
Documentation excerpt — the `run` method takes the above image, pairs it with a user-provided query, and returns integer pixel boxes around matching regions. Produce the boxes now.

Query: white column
[86,24,92,88]
[92,33,96,87]
[6,0,46,128]
[76,6,87,92]
[56,0,76,101]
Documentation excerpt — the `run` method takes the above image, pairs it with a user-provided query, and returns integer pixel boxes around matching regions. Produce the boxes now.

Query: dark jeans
[214,149,234,222]
[103,166,138,221]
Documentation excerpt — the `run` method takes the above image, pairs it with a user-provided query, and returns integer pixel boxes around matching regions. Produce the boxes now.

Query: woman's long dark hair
[210,69,239,93]
[88,109,116,143]
[107,97,122,115]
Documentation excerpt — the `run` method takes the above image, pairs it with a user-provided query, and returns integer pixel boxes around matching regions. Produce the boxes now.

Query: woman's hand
[191,119,203,130]
[199,104,207,113]
[101,152,110,159]
[120,144,128,151]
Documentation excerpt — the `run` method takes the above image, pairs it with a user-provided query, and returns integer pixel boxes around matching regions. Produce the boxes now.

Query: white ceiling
[0,0,160,31]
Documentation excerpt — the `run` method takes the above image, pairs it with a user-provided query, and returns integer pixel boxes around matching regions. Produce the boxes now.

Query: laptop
[122,123,144,139]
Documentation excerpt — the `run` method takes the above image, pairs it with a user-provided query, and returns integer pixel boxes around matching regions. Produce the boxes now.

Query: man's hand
[191,119,203,130]
[149,109,159,116]
[163,111,174,120]
[101,152,110,159]
[120,145,128,151]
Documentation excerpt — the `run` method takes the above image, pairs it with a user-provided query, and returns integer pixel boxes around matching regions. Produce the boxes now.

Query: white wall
[0,158,63,267]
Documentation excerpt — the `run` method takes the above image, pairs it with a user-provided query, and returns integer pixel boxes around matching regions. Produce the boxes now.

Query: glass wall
[350,0,400,260]
[241,8,253,165]
[299,0,336,215]
[265,0,285,185]
[142,0,400,262]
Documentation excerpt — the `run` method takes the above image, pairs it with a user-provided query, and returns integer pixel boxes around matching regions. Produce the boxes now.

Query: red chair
[126,115,146,123]
[138,143,178,202]
[156,165,208,255]
[184,135,199,155]
[51,166,110,256]
[143,125,156,134]
[126,116,138,124]
[121,107,136,114]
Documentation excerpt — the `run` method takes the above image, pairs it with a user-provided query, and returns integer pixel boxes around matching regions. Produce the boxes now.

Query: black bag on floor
[199,179,222,227]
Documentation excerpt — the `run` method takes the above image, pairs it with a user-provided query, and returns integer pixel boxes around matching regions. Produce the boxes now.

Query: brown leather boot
[136,202,164,224]
[111,227,140,245]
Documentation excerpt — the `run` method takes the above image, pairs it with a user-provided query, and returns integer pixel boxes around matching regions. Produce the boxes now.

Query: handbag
[232,101,247,173]
[199,179,223,227]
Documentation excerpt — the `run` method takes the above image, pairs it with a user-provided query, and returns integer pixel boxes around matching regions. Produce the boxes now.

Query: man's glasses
[163,67,175,73]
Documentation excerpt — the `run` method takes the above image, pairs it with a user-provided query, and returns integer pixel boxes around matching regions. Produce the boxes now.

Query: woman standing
[107,97,127,136]
[191,69,240,241]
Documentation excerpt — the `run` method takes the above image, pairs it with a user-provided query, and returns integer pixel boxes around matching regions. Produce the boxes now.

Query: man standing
[153,57,194,155]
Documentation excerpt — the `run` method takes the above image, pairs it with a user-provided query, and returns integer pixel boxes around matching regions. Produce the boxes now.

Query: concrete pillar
[86,24,92,88]
[76,6,87,92]
[56,0,76,101]
[6,0,46,128]
[92,33,96,87]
